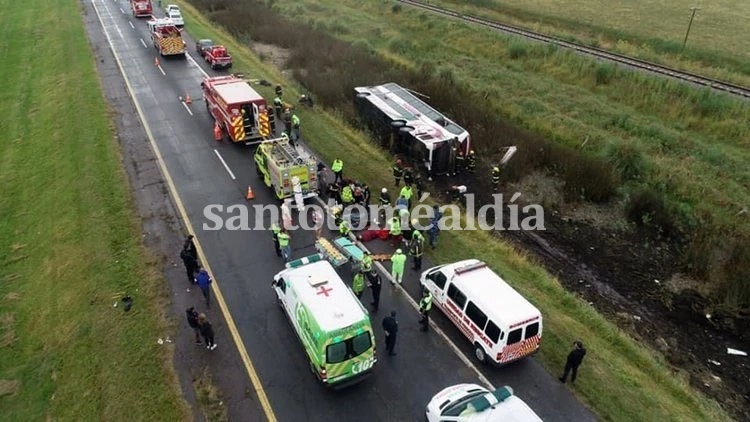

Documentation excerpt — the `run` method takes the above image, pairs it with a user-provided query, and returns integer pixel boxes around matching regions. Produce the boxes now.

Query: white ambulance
[420,259,542,364]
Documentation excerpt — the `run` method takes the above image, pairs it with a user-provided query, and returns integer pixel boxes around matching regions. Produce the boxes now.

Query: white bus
[420,260,542,364]
[354,82,470,178]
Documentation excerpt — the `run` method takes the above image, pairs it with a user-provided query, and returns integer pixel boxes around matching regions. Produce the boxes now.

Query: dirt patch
[249,42,292,71]
[0,313,16,348]
[4,292,21,301]
[193,366,228,421]
[0,379,20,397]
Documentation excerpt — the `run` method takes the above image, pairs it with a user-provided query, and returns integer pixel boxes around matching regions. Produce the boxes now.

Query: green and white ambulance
[272,254,377,387]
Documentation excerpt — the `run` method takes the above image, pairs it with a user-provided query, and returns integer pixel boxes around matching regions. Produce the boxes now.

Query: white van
[420,259,542,364]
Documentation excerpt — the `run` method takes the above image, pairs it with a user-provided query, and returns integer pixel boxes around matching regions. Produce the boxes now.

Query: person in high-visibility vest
[352,271,365,299]
[291,114,301,141]
[389,216,402,247]
[467,150,476,174]
[399,185,414,209]
[331,159,344,184]
[339,219,351,237]
[361,251,373,273]
[271,222,282,257]
[341,183,354,208]
[410,232,424,271]
[273,96,283,118]
[278,229,291,262]
[392,159,404,186]
[491,166,501,190]
[418,289,433,331]
[377,188,391,225]
[390,249,406,285]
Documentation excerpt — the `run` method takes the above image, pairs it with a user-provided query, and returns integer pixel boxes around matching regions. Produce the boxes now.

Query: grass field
[0,0,188,419]
[179,2,731,420]
[432,0,750,86]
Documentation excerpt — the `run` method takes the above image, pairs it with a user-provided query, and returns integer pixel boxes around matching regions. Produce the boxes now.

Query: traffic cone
[246,186,255,200]
[213,122,222,142]
[185,93,192,104]
[154,57,160,67]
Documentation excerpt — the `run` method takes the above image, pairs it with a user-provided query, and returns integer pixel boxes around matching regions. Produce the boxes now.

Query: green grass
[430,0,750,86]
[0,0,188,419]
[179,2,731,420]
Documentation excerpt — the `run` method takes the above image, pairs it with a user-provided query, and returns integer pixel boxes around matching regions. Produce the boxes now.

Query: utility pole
[683,7,700,48]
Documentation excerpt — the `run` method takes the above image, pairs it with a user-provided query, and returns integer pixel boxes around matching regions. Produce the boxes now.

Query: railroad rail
[398,0,750,99]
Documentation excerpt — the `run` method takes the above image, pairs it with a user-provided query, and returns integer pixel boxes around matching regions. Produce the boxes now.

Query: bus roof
[282,260,368,332]
[211,79,263,105]
[444,259,541,327]
[354,83,469,144]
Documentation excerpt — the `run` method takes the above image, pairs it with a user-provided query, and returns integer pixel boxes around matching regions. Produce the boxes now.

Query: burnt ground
[460,177,750,420]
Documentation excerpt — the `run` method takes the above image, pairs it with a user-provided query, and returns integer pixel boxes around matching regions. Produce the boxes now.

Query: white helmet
[381,188,388,193]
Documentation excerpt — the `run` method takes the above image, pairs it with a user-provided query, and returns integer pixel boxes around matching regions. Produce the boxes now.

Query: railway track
[398,0,750,99]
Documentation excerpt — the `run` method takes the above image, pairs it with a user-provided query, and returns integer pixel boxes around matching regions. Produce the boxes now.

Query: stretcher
[334,237,365,272]
[315,238,348,268]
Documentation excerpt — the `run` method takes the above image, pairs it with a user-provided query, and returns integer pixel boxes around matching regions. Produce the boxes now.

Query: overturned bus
[354,83,470,179]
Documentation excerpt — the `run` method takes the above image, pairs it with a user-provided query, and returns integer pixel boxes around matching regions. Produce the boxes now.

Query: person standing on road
[410,232,424,271]
[180,246,199,284]
[278,229,292,262]
[390,249,406,285]
[291,113,301,141]
[428,205,442,249]
[331,158,344,184]
[418,289,433,332]
[352,271,365,300]
[382,311,399,356]
[198,313,217,350]
[377,188,391,225]
[559,341,587,384]
[367,270,382,312]
[184,234,198,261]
[271,222,282,257]
[186,306,202,344]
[273,95,283,118]
[195,268,213,308]
[361,251,374,273]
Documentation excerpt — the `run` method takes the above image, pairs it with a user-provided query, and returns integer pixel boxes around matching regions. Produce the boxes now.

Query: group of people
[180,234,217,351]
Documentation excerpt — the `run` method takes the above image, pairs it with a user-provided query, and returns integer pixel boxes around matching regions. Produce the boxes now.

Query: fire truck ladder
[273,140,304,165]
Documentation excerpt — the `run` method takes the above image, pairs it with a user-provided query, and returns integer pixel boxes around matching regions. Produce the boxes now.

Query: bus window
[484,320,501,344]
[465,301,488,330]
[447,283,467,310]
[427,270,447,289]
[525,322,539,339]
[507,328,523,345]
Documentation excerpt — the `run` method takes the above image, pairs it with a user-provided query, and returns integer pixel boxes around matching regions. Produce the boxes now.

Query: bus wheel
[474,343,487,364]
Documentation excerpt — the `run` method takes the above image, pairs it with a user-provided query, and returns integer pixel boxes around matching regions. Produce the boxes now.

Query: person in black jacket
[382,311,398,356]
[180,247,199,283]
[198,313,216,350]
[560,341,587,383]
[185,307,201,344]
[367,270,382,312]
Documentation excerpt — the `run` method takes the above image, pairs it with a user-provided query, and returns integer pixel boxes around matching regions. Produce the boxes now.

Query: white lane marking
[181,101,194,116]
[186,52,210,78]
[114,24,124,40]
[313,196,496,390]
[214,149,236,180]
[157,64,166,76]
[129,21,134,29]
[119,7,124,14]
[140,38,147,48]
[91,2,277,419]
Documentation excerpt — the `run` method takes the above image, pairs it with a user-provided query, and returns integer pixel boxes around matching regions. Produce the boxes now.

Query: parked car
[196,39,214,55]
[167,10,184,27]
[165,4,180,14]
[425,384,542,422]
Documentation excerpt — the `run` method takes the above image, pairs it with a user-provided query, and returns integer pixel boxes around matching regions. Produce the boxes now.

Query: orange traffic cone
[154,57,160,67]
[246,186,255,200]
[185,93,192,104]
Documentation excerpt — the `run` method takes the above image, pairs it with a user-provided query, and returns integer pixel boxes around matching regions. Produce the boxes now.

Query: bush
[602,140,649,181]
[391,3,402,13]
[508,41,528,59]
[561,153,619,203]
[625,188,677,236]
[595,63,615,85]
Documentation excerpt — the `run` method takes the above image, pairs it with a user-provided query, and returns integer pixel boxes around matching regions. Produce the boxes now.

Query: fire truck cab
[201,75,275,144]
[131,0,153,18]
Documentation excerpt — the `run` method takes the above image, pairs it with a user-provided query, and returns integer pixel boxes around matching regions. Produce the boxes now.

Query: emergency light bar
[454,261,487,275]
[285,253,324,269]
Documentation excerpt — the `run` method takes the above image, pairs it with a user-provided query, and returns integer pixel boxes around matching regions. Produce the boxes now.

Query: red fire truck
[201,75,275,144]
[131,0,153,18]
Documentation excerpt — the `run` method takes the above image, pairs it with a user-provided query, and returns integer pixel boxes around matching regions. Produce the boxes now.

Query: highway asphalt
[88,1,596,420]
